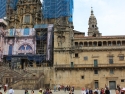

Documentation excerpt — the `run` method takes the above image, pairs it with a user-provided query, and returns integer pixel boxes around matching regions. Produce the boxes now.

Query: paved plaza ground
[0,89,116,94]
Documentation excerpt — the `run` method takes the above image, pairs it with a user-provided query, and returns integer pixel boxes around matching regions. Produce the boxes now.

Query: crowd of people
[52,84,125,94]
[0,84,125,94]
[0,86,53,94]
[80,85,125,94]
[53,85,74,94]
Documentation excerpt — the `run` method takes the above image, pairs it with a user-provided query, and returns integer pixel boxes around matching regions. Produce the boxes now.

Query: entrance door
[95,81,99,89]
[109,81,116,90]
[21,59,25,69]
[94,59,98,67]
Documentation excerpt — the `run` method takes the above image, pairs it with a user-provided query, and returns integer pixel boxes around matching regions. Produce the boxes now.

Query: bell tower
[88,7,101,37]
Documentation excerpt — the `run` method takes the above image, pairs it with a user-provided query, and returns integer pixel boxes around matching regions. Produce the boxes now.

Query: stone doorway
[109,81,116,90]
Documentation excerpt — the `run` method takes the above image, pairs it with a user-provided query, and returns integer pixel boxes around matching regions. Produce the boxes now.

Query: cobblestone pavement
[0,89,115,94]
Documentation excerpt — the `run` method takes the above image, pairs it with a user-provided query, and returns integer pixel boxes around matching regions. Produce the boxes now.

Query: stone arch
[108,41,112,46]
[93,41,97,46]
[117,41,121,46]
[84,42,88,47]
[18,43,33,50]
[112,41,116,46]
[89,41,92,46]
[19,44,32,50]
[79,42,83,46]
[98,41,102,46]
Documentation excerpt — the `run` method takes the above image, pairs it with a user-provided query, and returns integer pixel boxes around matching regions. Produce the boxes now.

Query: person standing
[31,90,34,94]
[24,90,29,94]
[115,89,119,94]
[85,88,89,94]
[105,88,110,94]
[89,88,93,94]
[97,88,100,94]
[54,85,56,92]
[38,88,42,94]
[100,88,105,94]
[49,89,52,94]
[4,84,7,93]
[8,87,14,94]
[0,84,2,90]
[71,86,74,94]
[81,88,86,94]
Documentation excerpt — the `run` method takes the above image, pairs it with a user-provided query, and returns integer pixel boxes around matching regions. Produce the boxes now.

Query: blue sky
[41,0,125,36]
[73,0,125,36]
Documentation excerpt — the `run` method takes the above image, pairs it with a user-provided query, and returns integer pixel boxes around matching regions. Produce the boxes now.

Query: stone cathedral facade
[0,0,125,89]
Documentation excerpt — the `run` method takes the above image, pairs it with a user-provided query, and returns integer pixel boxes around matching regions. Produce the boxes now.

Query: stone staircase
[0,64,44,89]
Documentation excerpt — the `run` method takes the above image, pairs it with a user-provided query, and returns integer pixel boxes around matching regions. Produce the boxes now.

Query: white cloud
[73,0,125,35]
[40,0,125,36]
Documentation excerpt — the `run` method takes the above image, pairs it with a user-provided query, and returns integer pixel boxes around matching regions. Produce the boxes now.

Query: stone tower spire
[88,7,101,37]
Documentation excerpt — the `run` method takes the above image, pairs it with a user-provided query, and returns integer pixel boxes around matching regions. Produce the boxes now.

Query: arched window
[19,45,25,50]
[19,45,32,50]
[26,45,32,50]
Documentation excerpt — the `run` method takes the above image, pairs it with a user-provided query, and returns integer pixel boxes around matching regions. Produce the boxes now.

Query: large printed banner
[7,28,35,36]
[3,28,36,56]
[46,24,54,61]
[0,25,54,62]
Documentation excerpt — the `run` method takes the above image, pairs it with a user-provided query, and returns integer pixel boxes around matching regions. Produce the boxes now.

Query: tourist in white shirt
[81,88,86,94]
[8,87,14,94]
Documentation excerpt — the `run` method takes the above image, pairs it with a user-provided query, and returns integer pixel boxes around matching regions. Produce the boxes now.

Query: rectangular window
[8,45,13,55]
[71,62,74,67]
[84,56,88,60]
[121,79,124,82]
[24,28,29,35]
[110,69,114,74]
[94,70,98,74]
[24,15,30,23]
[119,56,124,61]
[109,56,113,64]
[75,53,78,57]
[9,29,14,36]
[94,59,98,67]
[75,42,78,46]
[81,76,84,79]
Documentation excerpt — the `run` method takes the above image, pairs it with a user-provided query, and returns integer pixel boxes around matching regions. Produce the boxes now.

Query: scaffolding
[34,24,48,64]
[0,0,18,18]
[0,0,7,18]
[42,0,74,22]
[9,0,18,10]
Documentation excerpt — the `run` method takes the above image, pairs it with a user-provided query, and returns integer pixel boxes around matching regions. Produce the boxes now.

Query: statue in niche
[62,36,65,43]
[26,6,30,13]
[57,36,61,42]
[20,8,23,14]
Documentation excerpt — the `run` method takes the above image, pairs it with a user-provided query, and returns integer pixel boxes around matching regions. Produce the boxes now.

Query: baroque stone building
[0,0,125,90]
[53,8,125,89]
